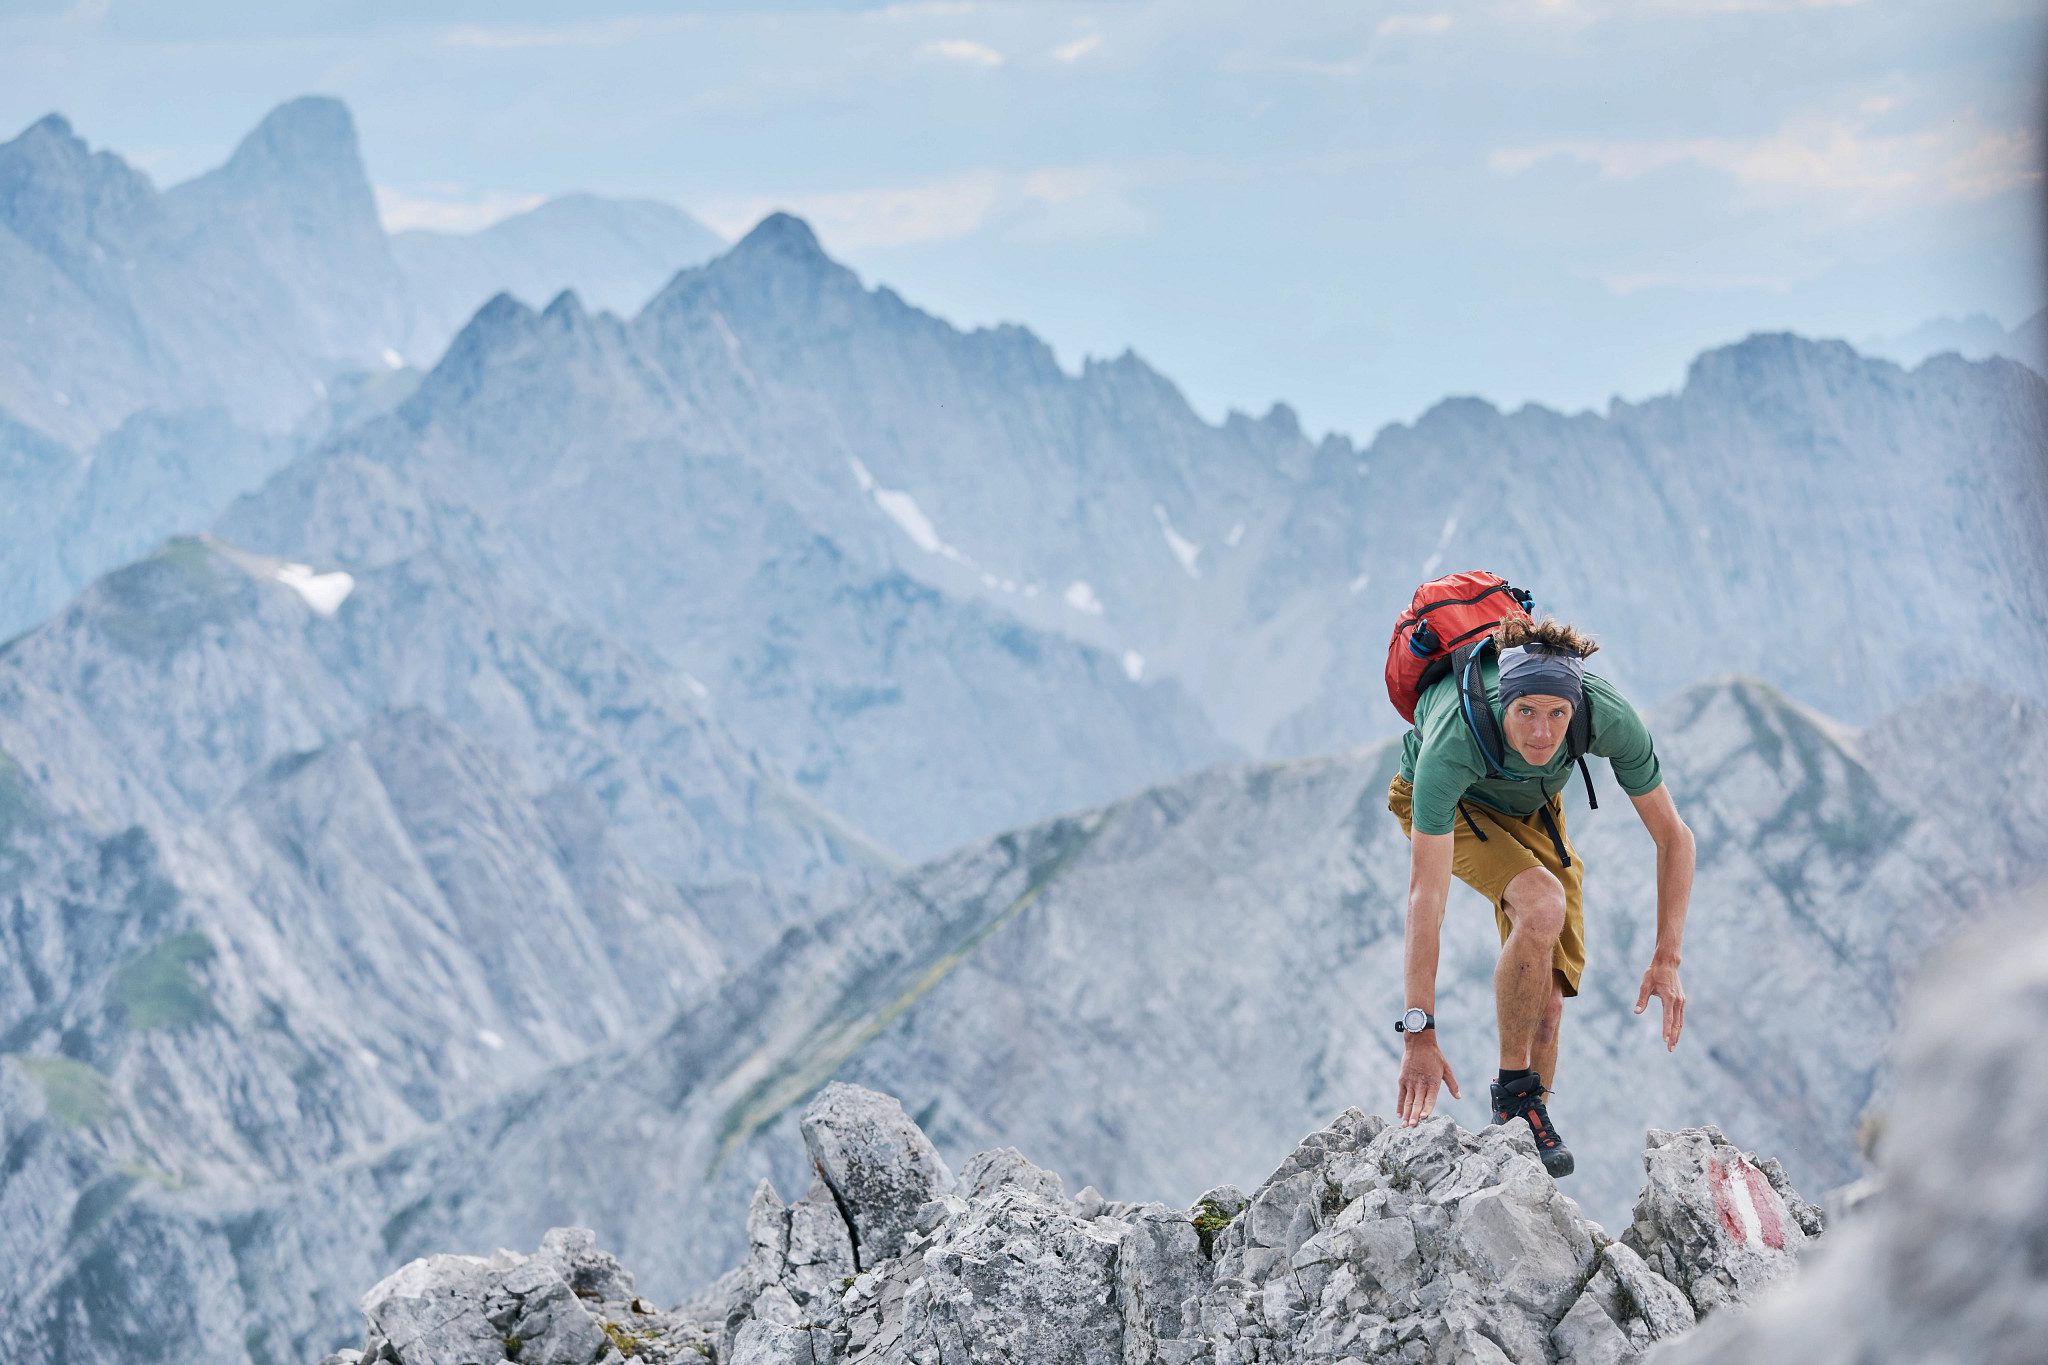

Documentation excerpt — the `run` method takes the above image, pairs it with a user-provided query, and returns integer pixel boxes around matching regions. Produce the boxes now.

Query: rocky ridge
[321,1082,1821,1365]
[8,674,2038,1365]
[1650,888,2048,1365]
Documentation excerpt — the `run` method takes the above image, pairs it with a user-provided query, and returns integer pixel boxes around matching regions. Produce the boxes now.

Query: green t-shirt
[1397,655,1663,836]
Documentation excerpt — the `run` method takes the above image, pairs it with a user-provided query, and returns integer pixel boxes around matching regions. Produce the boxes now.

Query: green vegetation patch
[111,931,218,1031]
[600,1322,664,1358]
[7,1053,117,1129]
[1191,1198,1239,1257]
[709,812,1115,1172]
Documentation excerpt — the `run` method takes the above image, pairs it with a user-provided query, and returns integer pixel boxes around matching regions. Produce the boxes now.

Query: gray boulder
[799,1082,956,1266]
[1622,1126,1824,1317]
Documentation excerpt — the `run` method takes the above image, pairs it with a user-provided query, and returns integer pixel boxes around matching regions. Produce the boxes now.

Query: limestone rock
[799,1082,955,1266]
[332,1091,1827,1365]
[1622,1126,1823,1317]
[1650,898,2048,1364]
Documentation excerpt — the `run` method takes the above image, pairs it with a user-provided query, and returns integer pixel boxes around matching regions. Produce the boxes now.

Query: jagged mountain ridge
[216,207,2048,856]
[13,674,2039,1364]
[0,98,726,644]
[392,192,725,349]
[0,531,891,1344]
[218,267,1243,860]
[0,99,409,444]
[0,98,729,447]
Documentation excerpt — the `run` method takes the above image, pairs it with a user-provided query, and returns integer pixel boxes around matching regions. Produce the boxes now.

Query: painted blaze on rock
[1623,1125,1825,1319]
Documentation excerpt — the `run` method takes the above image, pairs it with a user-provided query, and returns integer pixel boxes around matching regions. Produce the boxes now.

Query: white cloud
[922,37,1004,67]
[1376,14,1454,37]
[1942,128,2042,202]
[1053,33,1103,62]
[702,173,1002,250]
[375,185,547,234]
[441,16,700,50]
[699,160,1152,251]
[1489,110,2037,209]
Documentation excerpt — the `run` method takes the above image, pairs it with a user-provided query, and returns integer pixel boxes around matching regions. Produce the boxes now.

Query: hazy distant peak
[415,291,543,393]
[0,110,161,262]
[1682,331,1869,389]
[0,110,138,188]
[540,288,588,323]
[11,112,79,148]
[208,94,366,198]
[731,209,828,263]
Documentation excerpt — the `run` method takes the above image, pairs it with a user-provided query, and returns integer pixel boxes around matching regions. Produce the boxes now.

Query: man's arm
[1628,783,1694,1051]
[1398,830,1461,1124]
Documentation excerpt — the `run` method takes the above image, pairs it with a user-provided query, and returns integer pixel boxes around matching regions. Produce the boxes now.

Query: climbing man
[1380,573,1694,1176]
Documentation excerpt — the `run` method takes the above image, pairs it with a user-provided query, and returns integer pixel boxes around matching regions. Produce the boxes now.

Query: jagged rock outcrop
[1619,1127,1823,1319]
[1647,892,2048,1365]
[327,1083,1819,1365]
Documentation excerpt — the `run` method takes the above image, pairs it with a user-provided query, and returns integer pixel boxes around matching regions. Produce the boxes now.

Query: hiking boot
[1490,1074,1575,1177]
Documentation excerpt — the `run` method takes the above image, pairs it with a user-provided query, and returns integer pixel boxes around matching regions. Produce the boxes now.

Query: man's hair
[1495,615,1599,658]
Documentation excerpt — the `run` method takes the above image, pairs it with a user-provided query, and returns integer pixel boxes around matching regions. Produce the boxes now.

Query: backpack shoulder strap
[1451,640,1515,780]
[1569,686,1599,809]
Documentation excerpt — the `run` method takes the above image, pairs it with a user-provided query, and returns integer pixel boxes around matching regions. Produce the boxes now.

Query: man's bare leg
[1496,866,1567,1071]
[1532,971,1567,1099]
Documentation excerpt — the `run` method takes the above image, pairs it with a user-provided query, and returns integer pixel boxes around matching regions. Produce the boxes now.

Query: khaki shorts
[1388,775,1586,996]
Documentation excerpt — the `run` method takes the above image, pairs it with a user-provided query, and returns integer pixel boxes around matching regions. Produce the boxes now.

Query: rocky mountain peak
[0,109,160,260]
[212,94,365,192]
[727,210,830,268]
[325,1083,1821,1365]
[6,112,81,156]
[1676,331,1873,413]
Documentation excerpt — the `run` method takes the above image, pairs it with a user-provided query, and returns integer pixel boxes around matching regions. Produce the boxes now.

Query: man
[1385,618,1694,1176]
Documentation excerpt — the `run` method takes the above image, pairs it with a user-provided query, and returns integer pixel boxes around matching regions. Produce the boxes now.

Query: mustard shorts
[1388,774,1586,996]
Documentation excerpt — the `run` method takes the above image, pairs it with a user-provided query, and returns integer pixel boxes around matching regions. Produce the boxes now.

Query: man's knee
[1503,868,1567,942]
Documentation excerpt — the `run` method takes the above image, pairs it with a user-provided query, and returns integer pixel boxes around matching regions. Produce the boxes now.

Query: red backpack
[1383,571,1535,724]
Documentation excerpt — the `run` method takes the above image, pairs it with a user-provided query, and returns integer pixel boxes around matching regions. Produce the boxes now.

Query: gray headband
[1498,644,1585,710]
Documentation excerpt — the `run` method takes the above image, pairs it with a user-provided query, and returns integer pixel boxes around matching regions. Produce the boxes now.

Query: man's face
[1503,693,1574,765]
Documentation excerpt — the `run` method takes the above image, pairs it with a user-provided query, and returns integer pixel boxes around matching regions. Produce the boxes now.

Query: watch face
[1402,1007,1429,1033]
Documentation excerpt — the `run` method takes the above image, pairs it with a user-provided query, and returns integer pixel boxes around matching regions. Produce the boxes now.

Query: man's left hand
[1634,959,1685,1051]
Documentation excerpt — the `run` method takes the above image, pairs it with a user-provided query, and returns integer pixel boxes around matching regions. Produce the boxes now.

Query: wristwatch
[1395,1007,1434,1035]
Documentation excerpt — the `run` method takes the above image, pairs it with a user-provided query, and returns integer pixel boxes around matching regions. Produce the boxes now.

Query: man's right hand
[1397,1036,1459,1126]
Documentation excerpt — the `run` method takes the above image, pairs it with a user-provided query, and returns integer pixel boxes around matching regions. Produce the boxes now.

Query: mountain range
[4,649,2042,1361]
[0,91,2045,1365]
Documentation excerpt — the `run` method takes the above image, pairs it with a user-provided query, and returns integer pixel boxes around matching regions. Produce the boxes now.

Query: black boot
[1490,1073,1574,1177]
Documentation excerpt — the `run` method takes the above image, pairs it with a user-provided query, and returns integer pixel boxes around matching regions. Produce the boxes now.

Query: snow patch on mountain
[1154,503,1202,577]
[850,456,979,571]
[274,561,355,615]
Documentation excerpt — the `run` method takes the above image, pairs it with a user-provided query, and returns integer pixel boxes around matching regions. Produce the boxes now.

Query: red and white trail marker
[1709,1156,1787,1252]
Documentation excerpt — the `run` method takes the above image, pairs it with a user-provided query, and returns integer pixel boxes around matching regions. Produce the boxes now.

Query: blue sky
[2,0,2042,442]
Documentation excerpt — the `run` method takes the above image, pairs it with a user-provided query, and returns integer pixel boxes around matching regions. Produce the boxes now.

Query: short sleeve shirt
[1396,655,1663,835]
